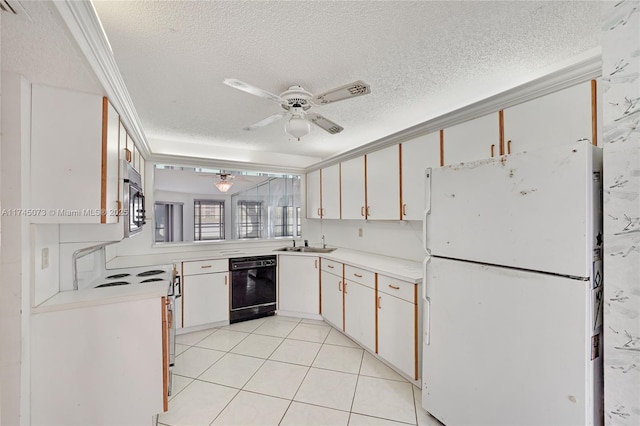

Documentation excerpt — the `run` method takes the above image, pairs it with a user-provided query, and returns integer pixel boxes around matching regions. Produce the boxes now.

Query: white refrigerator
[421,140,604,425]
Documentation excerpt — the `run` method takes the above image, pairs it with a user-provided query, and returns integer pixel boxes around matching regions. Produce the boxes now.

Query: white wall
[31,225,60,305]
[304,219,424,262]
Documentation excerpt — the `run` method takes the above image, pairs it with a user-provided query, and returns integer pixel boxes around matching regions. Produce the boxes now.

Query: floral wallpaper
[602,1,640,424]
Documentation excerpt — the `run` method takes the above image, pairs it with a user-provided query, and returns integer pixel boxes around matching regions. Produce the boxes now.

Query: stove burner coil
[140,277,165,283]
[136,270,165,277]
[95,281,130,288]
[105,273,131,279]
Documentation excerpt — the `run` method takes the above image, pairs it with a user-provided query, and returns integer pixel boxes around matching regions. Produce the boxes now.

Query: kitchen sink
[274,246,336,253]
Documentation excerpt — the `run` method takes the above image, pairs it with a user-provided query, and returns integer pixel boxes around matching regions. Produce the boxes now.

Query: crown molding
[52,0,151,158]
[306,49,602,172]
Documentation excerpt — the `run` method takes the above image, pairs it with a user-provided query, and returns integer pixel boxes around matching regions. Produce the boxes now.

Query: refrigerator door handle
[423,168,432,253]
[422,256,431,345]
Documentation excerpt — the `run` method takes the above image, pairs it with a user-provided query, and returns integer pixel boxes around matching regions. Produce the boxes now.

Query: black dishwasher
[229,255,277,323]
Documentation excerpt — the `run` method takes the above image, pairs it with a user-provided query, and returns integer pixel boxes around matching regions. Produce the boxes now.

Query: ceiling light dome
[285,116,310,140]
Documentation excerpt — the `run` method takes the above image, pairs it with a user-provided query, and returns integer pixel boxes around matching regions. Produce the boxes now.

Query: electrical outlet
[41,248,49,269]
[358,228,363,237]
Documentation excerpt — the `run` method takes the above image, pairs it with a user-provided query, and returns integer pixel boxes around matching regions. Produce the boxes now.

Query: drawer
[344,265,375,289]
[182,259,227,275]
[321,258,342,275]
[377,274,416,304]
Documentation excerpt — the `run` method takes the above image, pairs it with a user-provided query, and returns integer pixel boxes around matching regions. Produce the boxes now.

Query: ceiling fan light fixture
[285,116,310,140]
[215,180,233,193]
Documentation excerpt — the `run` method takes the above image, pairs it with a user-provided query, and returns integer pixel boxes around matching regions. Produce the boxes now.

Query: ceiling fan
[223,78,371,140]
[196,171,237,193]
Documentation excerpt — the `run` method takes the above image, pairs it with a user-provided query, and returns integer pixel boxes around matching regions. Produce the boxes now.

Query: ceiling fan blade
[307,113,344,135]
[311,80,371,106]
[244,112,287,131]
[223,78,286,104]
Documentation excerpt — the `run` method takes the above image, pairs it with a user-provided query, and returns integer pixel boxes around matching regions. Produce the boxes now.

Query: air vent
[326,126,342,134]
[348,84,369,96]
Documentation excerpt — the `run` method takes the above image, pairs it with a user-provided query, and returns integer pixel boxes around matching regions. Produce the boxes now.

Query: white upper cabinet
[103,100,120,224]
[442,112,501,166]
[401,132,441,220]
[340,156,366,220]
[306,169,322,219]
[503,80,595,154]
[321,163,341,219]
[31,84,120,224]
[366,145,401,220]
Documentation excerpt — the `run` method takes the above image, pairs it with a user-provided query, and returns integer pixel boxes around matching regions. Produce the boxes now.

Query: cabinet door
[377,292,416,379]
[306,169,322,219]
[443,112,500,165]
[31,84,102,223]
[503,81,594,154]
[183,272,229,327]
[321,164,341,219]
[401,132,440,220]
[102,99,120,224]
[320,270,343,329]
[366,145,401,220]
[341,156,366,220]
[344,280,376,352]
[278,255,320,315]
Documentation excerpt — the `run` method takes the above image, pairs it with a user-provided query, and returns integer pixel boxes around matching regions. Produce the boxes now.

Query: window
[237,201,262,239]
[154,202,184,242]
[273,206,301,237]
[194,200,225,241]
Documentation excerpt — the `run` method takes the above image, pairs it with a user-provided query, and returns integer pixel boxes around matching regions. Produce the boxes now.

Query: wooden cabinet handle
[507,140,512,154]
[328,264,335,269]
[224,275,228,285]
[377,296,382,309]
[490,144,495,157]
[317,208,321,217]
[354,273,363,278]
[360,206,365,217]
[402,204,407,216]
[388,284,400,290]
[201,265,212,269]
[366,206,371,216]
[344,282,348,294]
[338,281,342,292]
[314,259,318,269]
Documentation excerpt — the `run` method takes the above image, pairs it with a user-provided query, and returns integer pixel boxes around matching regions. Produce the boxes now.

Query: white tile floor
[160,315,443,426]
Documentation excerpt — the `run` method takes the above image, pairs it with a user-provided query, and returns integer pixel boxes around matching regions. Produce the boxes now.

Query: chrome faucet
[322,235,326,248]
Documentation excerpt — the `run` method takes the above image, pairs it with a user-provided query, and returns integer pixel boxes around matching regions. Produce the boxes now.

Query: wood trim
[339,163,343,220]
[363,155,368,219]
[591,79,597,146]
[100,97,109,224]
[375,273,379,354]
[181,262,185,327]
[414,284,419,381]
[398,144,403,220]
[319,168,323,218]
[318,258,322,315]
[342,263,346,332]
[498,110,505,155]
[439,130,444,167]
[161,297,169,412]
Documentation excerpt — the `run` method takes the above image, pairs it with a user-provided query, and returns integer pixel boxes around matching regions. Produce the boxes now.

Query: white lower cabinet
[182,259,229,328]
[377,283,418,380]
[278,255,320,316]
[344,280,376,352]
[321,266,343,329]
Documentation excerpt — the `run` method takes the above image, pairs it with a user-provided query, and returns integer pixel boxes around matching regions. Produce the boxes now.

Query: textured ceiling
[70,2,605,168]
